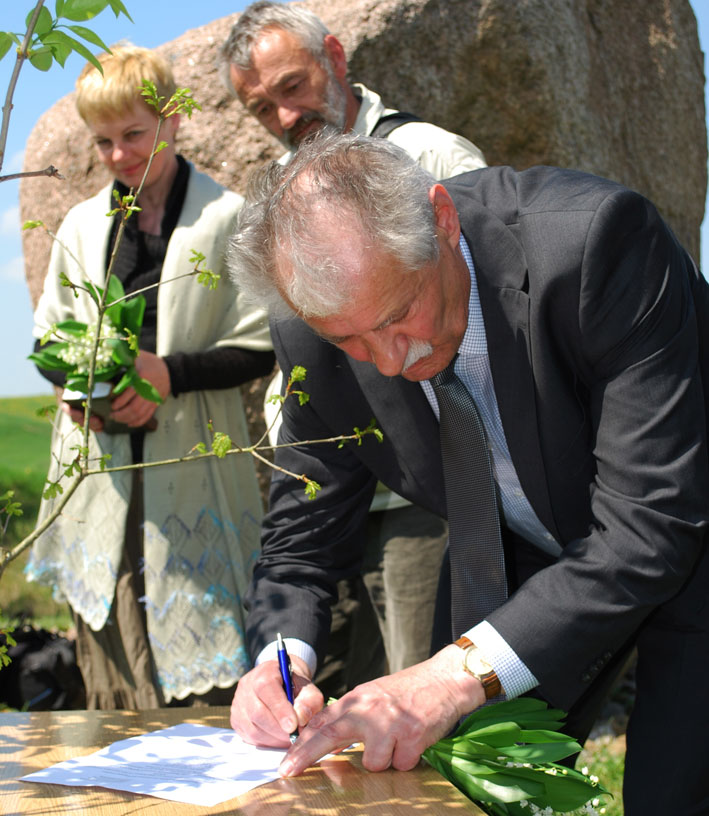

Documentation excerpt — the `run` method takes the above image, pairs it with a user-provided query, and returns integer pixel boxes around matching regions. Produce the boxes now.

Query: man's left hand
[278,644,486,777]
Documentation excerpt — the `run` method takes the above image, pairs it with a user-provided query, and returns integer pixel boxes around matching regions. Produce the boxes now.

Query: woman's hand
[60,400,105,431]
[109,351,171,427]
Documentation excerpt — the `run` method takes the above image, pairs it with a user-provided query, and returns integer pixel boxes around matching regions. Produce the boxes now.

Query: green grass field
[0,395,71,629]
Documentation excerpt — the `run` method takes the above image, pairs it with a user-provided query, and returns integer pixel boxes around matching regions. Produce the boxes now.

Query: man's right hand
[230,656,325,747]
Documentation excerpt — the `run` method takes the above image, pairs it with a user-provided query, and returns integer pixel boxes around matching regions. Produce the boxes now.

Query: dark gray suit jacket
[246,166,709,712]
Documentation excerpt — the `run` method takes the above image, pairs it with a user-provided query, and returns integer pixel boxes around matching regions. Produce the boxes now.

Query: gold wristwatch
[455,635,502,699]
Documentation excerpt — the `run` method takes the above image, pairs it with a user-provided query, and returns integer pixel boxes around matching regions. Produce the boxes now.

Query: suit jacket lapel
[349,359,447,518]
[455,194,561,542]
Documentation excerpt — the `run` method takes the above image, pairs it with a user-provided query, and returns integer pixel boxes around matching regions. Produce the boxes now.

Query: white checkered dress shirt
[420,235,559,699]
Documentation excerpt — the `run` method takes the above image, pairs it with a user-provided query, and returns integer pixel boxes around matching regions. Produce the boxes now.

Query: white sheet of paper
[20,722,292,806]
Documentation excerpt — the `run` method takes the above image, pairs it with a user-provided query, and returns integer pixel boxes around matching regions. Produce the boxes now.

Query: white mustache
[403,339,434,371]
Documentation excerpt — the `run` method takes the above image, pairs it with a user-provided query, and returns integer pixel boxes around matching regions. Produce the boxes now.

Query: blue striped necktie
[431,359,508,638]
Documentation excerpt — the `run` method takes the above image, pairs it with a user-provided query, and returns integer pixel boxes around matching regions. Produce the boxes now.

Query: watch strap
[454,636,502,699]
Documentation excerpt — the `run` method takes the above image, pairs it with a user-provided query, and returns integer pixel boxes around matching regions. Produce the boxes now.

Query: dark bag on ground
[0,625,85,710]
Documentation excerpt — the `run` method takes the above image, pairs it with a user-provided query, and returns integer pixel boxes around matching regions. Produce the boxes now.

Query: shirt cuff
[464,620,539,699]
[255,638,318,679]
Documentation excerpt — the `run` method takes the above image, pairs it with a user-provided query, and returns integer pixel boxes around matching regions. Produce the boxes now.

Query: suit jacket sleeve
[481,183,709,710]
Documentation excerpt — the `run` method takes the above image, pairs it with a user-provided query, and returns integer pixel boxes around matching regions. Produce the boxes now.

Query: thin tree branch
[0,164,64,183]
[0,0,46,174]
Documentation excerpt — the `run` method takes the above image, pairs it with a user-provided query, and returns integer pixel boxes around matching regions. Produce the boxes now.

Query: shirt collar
[457,234,488,357]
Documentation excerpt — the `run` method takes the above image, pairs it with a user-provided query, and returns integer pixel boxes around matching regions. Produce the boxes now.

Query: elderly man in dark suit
[227,132,709,815]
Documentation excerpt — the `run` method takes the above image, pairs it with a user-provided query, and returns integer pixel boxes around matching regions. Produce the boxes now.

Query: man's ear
[429,184,461,248]
[323,34,348,81]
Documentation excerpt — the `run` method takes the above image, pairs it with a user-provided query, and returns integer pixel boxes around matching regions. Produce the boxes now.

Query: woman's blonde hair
[75,44,176,122]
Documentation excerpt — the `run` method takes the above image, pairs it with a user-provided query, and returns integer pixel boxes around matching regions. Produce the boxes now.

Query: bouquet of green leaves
[422,699,609,815]
[29,275,162,406]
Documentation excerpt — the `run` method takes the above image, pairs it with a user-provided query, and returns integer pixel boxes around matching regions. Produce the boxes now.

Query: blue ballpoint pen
[276,632,299,743]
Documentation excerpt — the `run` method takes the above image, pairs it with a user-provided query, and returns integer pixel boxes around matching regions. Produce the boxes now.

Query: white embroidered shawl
[27,166,271,701]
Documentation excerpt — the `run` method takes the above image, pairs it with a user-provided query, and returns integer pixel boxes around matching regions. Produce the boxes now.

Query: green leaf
[29,47,54,71]
[111,368,133,396]
[501,740,581,764]
[139,79,161,111]
[516,728,582,745]
[304,480,321,500]
[119,294,145,336]
[58,271,80,298]
[40,326,56,345]
[66,23,110,52]
[55,319,89,336]
[43,481,64,500]
[36,402,58,419]
[166,87,201,118]
[459,722,523,748]
[124,328,139,354]
[23,219,45,230]
[84,280,101,306]
[508,764,608,812]
[47,41,71,68]
[211,431,232,458]
[196,269,220,290]
[51,30,101,70]
[0,32,14,62]
[65,374,90,392]
[289,365,307,384]
[105,273,125,304]
[103,300,123,328]
[454,698,565,738]
[93,363,122,382]
[438,740,503,761]
[42,37,72,68]
[106,0,133,21]
[1,491,23,518]
[55,0,66,17]
[27,6,54,36]
[60,0,109,23]
[63,458,81,478]
[28,344,74,371]
[107,338,133,367]
[132,374,163,404]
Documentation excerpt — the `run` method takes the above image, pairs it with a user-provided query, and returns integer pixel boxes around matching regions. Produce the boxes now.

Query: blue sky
[1,1,708,397]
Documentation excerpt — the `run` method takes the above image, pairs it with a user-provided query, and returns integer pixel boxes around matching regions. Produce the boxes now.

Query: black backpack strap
[371,111,423,139]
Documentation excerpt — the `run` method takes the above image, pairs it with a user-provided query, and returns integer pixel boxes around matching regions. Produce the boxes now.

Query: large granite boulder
[21,0,706,304]
[19,0,707,488]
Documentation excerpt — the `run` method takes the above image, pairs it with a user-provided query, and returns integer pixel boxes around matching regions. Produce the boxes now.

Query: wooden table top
[1,707,484,814]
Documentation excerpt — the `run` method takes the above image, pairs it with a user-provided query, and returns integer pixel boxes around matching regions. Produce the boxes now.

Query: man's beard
[280,67,348,150]
[402,339,434,373]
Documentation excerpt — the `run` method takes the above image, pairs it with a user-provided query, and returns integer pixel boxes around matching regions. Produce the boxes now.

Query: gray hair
[228,131,439,318]
[219,1,330,92]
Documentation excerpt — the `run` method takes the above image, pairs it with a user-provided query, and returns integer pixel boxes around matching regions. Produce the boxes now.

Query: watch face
[465,647,493,677]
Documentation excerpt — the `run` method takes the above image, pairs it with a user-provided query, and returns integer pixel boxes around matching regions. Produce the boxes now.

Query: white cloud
[0,204,20,236]
[6,149,24,173]
[1,255,25,282]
